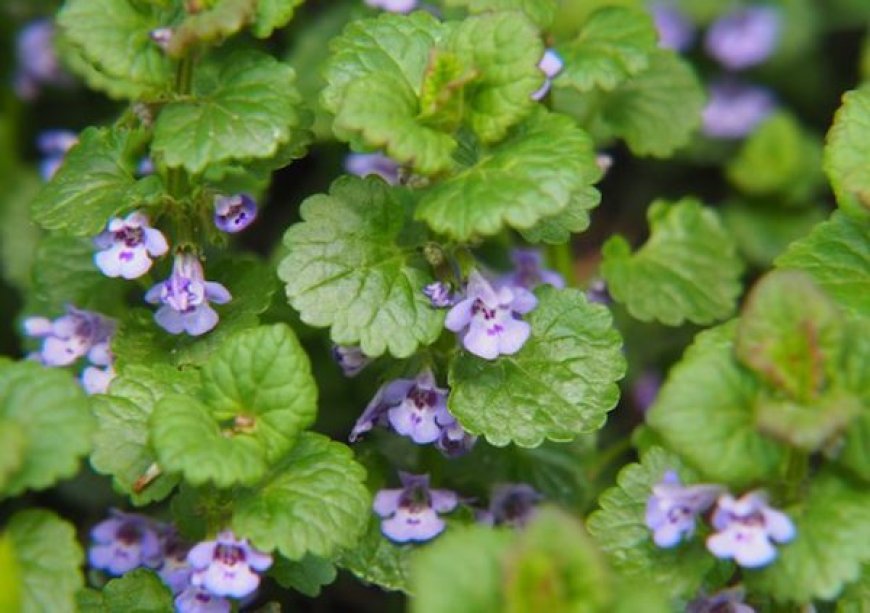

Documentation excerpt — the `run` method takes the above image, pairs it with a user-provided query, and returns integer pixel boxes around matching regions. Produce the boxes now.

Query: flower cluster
[88,511,272,612]
[374,472,459,542]
[24,306,117,394]
[646,471,795,568]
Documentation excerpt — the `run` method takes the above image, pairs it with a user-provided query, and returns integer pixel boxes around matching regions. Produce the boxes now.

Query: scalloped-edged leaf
[279,176,443,358]
[90,364,198,505]
[150,324,317,487]
[646,324,787,487]
[601,51,705,157]
[96,569,174,612]
[520,187,602,244]
[232,433,370,560]
[410,524,515,613]
[602,198,743,326]
[416,109,601,241]
[0,423,24,493]
[57,0,175,100]
[444,0,558,28]
[448,287,625,447]
[252,0,305,37]
[824,85,870,216]
[0,362,93,498]
[776,212,870,316]
[555,6,657,92]
[166,0,257,57]
[4,510,83,613]
[271,554,337,597]
[31,127,161,236]
[152,50,308,173]
[587,447,719,599]
[338,515,412,593]
[746,470,870,603]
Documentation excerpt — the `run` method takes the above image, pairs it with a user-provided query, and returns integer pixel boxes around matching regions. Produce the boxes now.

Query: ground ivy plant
[0,0,868,611]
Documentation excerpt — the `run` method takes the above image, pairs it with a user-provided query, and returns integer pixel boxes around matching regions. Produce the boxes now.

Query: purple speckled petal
[193,561,261,598]
[388,402,442,443]
[175,587,232,613]
[381,507,445,543]
[462,323,501,360]
[444,298,474,332]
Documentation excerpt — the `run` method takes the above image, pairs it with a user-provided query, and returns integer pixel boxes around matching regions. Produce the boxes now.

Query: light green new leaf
[602,51,705,157]
[338,515,413,593]
[153,50,308,173]
[556,6,657,92]
[735,270,844,402]
[444,0,558,28]
[410,524,515,613]
[4,510,83,613]
[416,110,601,241]
[0,362,93,498]
[57,0,175,100]
[252,0,305,38]
[90,364,198,504]
[448,287,626,447]
[776,212,870,317]
[746,470,870,603]
[587,447,719,599]
[824,85,870,216]
[602,198,743,326]
[279,176,444,358]
[31,127,160,236]
[646,324,787,487]
[271,554,337,597]
[233,433,370,560]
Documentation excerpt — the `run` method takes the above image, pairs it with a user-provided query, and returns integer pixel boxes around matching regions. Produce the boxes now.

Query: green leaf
[601,51,705,157]
[444,0,559,28]
[416,109,602,241]
[0,422,25,493]
[57,0,175,100]
[587,447,719,599]
[0,171,41,291]
[151,324,317,487]
[602,197,743,326]
[270,554,337,597]
[4,510,83,613]
[90,364,198,504]
[448,287,625,447]
[0,532,22,613]
[252,0,305,38]
[279,176,444,358]
[776,212,870,317]
[503,507,613,611]
[646,324,787,487]
[152,50,308,174]
[31,127,160,236]
[337,515,412,593]
[839,411,870,482]
[232,433,371,560]
[410,524,515,613]
[0,361,93,497]
[99,569,174,613]
[726,112,824,204]
[837,565,870,612]
[746,470,870,603]
[166,0,257,57]
[735,270,844,402]
[824,85,870,216]
[556,7,657,92]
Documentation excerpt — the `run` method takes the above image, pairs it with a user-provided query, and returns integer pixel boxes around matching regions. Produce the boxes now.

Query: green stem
[586,436,633,483]
[548,241,576,287]
[167,55,195,198]
[783,449,809,503]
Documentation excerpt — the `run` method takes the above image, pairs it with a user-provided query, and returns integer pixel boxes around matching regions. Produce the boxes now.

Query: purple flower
[445,271,537,360]
[687,586,755,613]
[586,278,611,305]
[502,248,565,291]
[187,531,273,599]
[650,4,696,52]
[531,49,564,101]
[331,345,371,377]
[145,253,231,336]
[434,419,477,458]
[487,484,542,528]
[645,471,723,548]
[705,6,780,71]
[24,306,114,367]
[14,19,69,100]
[423,281,454,308]
[373,473,458,543]
[36,129,78,181]
[345,152,401,185]
[88,510,163,576]
[706,491,795,568]
[94,211,169,279]
[157,532,193,594]
[174,587,231,613]
[213,194,257,234]
[81,364,117,395]
[702,80,775,140]
[364,0,418,13]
